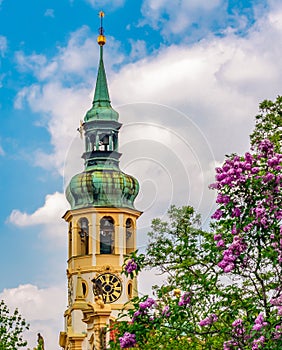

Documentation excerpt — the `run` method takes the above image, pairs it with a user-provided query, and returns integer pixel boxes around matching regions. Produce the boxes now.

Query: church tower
[59,13,141,350]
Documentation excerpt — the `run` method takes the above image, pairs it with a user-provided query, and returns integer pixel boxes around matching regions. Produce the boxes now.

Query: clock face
[95,273,122,303]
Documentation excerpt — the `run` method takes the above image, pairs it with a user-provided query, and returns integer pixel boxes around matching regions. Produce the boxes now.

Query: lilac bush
[210,137,282,348]
[109,98,282,349]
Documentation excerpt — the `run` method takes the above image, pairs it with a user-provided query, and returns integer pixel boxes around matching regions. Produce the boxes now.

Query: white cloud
[8,192,69,242]
[0,284,66,350]
[0,144,4,156]
[56,26,98,76]
[111,4,282,156]
[9,192,67,226]
[0,35,7,57]
[129,39,147,60]
[16,51,46,69]
[14,82,89,174]
[0,36,6,87]
[140,0,225,38]
[44,8,55,18]
[14,26,124,82]
[85,0,125,9]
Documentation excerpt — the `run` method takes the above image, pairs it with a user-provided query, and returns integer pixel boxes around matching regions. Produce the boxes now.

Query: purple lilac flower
[263,173,275,182]
[244,162,252,170]
[214,234,222,241]
[252,335,265,350]
[271,295,282,315]
[245,152,253,162]
[252,313,268,331]
[231,225,237,235]
[218,236,247,272]
[268,156,280,167]
[251,167,260,174]
[216,173,227,182]
[124,258,138,274]
[217,239,225,248]
[258,139,273,152]
[255,204,265,218]
[162,305,171,317]
[211,209,223,220]
[132,310,142,321]
[232,318,245,336]
[232,319,243,327]
[223,340,238,350]
[232,207,241,217]
[273,325,282,340]
[222,176,233,186]
[243,223,253,232]
[209,182,219,190]
[223,263,235,273]
[139,297,155,310]
[216,194,230,204]
[178,292,191,306]
[119,332,136,348]
[199,314,218,327]
[270,295,282,306]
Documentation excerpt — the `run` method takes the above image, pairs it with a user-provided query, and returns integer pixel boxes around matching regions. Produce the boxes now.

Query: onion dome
[66,12,139,210]
[66,169,139,210]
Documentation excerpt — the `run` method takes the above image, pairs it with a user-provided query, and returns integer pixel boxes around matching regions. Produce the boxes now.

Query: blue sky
[0,0,281,348]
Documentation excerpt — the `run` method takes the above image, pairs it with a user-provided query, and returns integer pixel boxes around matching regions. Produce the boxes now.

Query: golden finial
[97,11,106,46]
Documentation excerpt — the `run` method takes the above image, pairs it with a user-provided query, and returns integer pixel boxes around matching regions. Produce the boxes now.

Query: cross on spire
[97,11,106,46]
[99,11,105,35]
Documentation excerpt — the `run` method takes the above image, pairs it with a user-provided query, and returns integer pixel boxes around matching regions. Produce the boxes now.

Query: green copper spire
[92,46,110,107]
[84,13,118,122]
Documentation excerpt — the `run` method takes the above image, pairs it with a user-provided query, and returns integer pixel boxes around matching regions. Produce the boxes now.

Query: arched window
[100,216,114,254]
[78,218,89,255]
[81,280,88,297]
[127,281,133,299]
[126,218,134,254]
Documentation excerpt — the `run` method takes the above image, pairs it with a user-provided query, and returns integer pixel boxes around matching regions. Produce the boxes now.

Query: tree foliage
[0,300,29,350]
[109,97,282,349]
[250,96,282,153]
